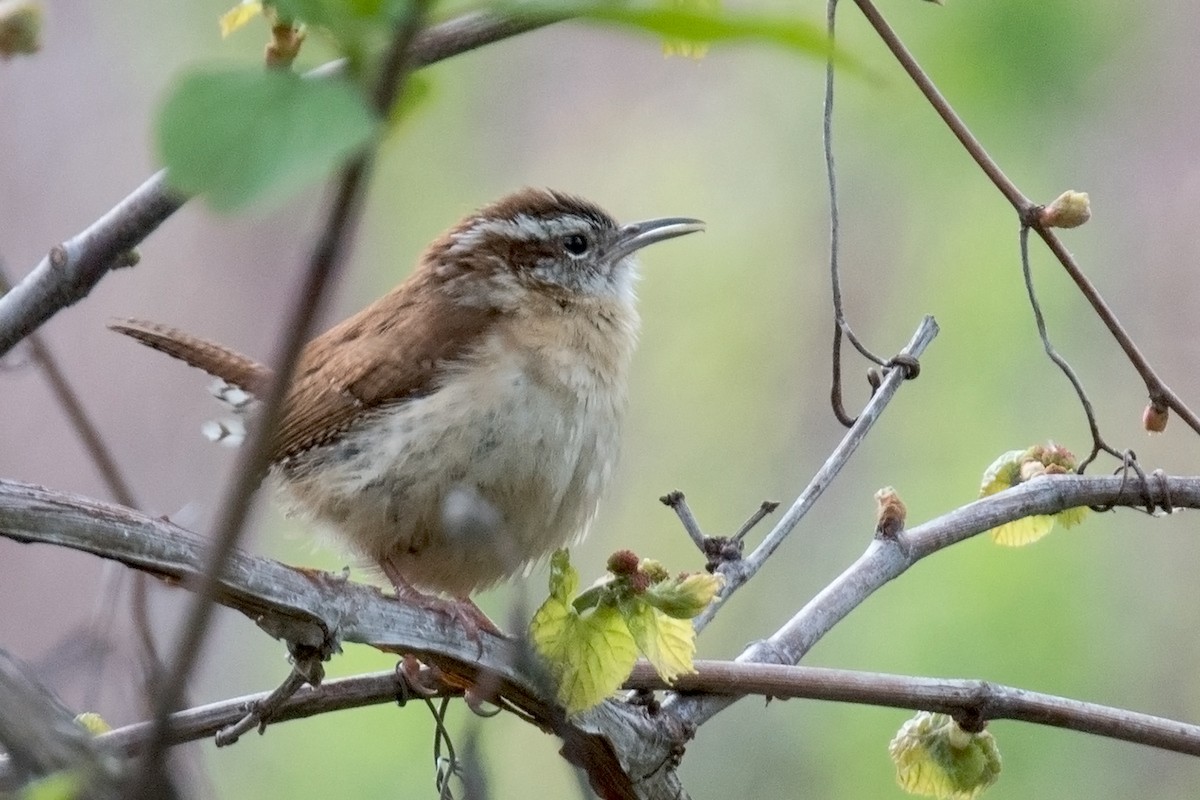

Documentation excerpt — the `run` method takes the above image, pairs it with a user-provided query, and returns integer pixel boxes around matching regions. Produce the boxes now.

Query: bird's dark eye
[562,233,589,256]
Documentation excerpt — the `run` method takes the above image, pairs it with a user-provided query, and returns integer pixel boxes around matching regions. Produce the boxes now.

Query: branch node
[48,245,68,269]
[887,352,920,380]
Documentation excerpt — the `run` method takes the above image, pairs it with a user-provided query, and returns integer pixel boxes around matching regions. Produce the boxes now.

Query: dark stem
[130,10,430,794]
[824,0,886,430]
[1018,226,1122,470]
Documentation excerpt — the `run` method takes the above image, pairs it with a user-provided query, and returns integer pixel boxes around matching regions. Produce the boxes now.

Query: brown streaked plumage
[110,188,704,623]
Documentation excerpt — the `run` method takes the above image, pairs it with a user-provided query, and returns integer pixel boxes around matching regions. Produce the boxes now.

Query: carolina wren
[111,188,703,622]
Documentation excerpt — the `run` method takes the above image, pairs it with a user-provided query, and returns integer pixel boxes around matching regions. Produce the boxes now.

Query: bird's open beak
[610,217,705,263]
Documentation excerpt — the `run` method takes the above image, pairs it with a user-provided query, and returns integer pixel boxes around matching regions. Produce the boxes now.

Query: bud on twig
[1039,190,1091,229]
[1143,402,1169,434]
[874,486,906,539]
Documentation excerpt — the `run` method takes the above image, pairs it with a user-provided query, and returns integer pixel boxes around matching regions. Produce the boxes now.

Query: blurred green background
[4,0,1200,798]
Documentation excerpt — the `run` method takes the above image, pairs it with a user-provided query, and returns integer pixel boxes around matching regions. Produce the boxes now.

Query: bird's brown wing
[108,318,273,395]
[270,277,499,463]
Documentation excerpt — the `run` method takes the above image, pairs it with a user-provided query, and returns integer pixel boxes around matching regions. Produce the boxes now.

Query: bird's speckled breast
[272,301,639,596]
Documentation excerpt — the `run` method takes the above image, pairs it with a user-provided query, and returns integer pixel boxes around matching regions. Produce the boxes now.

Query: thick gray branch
[0,479,670,800]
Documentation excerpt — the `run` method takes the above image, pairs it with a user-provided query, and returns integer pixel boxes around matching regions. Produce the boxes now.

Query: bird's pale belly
[272,354,624,596]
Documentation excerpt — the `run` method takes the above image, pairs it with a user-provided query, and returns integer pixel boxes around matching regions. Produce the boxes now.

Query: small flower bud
[638,558,670,584]
[1040,190,1091,229]
[606,549,640,576]
[1143,402,1169,434]
[874,486,907,539]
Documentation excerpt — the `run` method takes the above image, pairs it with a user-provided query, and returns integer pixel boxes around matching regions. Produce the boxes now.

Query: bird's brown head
[422,188,704,311]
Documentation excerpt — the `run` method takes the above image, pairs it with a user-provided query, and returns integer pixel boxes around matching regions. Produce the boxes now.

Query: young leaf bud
[1143,402,1169,434]
[1039,190,1091,229]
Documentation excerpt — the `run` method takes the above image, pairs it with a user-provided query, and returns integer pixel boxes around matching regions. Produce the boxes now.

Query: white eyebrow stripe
[464,214,593,242]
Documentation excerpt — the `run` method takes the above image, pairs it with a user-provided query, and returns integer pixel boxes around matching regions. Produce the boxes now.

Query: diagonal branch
[848,0,1200,438]
[663,473,1191,742]
[693,315,937,631]
[0,9,563,358]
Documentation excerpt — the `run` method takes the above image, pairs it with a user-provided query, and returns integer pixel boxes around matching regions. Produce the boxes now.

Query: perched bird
[111,188,703,629]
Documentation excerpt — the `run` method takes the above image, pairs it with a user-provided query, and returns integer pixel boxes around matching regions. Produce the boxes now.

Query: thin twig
[0,267,168,711]
[132,11,432,794]
[693,316,938,631]
[824,0,887,429]
[1018,226,1124,471]
[850,0,1200,438]
[731,501,780,543]
[659,491,707,553]
[213,668,309,747]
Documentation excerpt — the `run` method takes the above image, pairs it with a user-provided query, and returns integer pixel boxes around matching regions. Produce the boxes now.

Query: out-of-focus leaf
[157,67,377,211]
[220,1,263,37]
[19,772,81,800]
[504,1,844,65]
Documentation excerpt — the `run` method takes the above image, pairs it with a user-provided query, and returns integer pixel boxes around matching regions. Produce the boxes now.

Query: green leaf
[547,548,579,603]
[889,712,1001,799]
[978,444,1087,546]
[530,598,638,714]
[622,599,696,682]
[988,515,1054,547]
[503,1,841,64]
[643,571,722,619]
[158,67,377,211]
[219,1,263,37]
[978,449,1025,497]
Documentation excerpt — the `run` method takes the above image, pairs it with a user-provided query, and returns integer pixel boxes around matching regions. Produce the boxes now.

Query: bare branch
[665,471,1191,740]
[0,479,657,800]
[694,315,938,631]
[4,655,1189,794]
[637,661,1200,757]
[0,10,563,358]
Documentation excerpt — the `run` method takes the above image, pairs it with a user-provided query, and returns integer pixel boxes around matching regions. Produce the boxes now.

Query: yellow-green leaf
[662,0,718,58]
[643,571,722,619]
[219,1,263,37]
[989,515,1054,547]
[978,449,1024,497]
[19,772,81,800]
[547,547,578,603]
[623,601,696,682]
[501,1,843,65]
[74,712,111,735]
[531,600,638,714]
[1056,506,1089,529]
[889,712,1001,799]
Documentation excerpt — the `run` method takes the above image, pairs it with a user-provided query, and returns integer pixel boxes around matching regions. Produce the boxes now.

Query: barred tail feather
[108,318,272,395]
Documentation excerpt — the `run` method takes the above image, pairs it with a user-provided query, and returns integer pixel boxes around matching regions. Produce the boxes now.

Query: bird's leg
[380,559,504,639]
